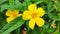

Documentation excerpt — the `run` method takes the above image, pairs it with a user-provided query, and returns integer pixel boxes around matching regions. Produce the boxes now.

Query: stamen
[31,13,37,18]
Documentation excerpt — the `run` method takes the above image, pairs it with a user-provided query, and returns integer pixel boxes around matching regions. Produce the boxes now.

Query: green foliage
[0,17,25,34]
[0,0,7,4]
[0,0,60,34]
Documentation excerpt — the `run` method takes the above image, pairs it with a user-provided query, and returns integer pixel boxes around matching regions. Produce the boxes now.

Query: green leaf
[28,30,38,34]
[0,0,7,4]
[57,0,60,10]
[44,0,49,3]
[12,27,21,34]
[26,21,30,32]
[48,13,60,21]
[9,0,14,5]
[47,0,53,13]
[47,28,54,33]
[1,4,22,12]
[0,17,25,34]
[0,17,21,33]
[22,2,27,10]
[22,0,31,11]
[35,0,43,4]
[43,23,49,29]
[28,26,42,34]
[57,12,60,18]
[1,4,14,12]
[24,0,31,5]
[0,13,6,29]
[15,28,20,34]
[53,28,59,34]
[1,0,23,12]
[14,0,23,11]
[15,0,22,6]
[1,19,24,34]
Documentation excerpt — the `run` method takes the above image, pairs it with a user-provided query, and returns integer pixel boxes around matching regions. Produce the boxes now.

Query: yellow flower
[22,4,45,29]
[6,10,22,23]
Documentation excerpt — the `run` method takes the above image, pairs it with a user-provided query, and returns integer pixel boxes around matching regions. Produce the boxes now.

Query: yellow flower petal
[6,10,12,16]
[11,10,19,17]
[37,7,45,17]
[7,14,22,23]
[6,17,14,23]
[22,10,31,20]
[35,17,45,27]
[6,10,19,16]
[28,4,37,12]
[29,19,35,29]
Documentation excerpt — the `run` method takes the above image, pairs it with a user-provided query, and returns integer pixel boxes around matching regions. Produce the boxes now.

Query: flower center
[12,13,18,18]
[31,13,37,18]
